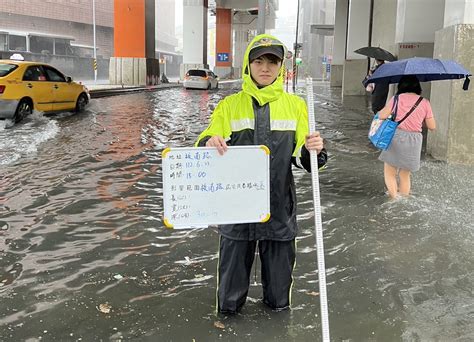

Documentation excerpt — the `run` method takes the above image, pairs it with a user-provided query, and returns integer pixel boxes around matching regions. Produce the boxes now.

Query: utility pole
[292,0,300,92]
[257,0,266,34]
[367,0,374,74]
[92,0,97,83]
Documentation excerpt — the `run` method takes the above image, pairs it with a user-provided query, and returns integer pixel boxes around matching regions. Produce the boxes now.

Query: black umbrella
[363,57,471,90]
[354,46,397,62]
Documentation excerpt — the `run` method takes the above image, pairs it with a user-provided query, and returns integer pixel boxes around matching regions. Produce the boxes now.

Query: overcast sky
[276,0,297,16]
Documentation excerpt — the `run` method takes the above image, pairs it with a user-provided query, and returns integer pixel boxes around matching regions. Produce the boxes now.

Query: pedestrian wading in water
[364,59,390,114]
[377,75,436,198]
[195,34,328,314]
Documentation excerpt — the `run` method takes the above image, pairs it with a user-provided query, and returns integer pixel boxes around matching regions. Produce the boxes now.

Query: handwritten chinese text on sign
[162,146,270,229]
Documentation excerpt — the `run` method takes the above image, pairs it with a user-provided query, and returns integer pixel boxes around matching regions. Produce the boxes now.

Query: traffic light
[293,43,303,50]
[295,57,302,65]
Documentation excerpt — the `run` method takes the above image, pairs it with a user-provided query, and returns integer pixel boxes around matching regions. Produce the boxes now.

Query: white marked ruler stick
[305,78,330,342]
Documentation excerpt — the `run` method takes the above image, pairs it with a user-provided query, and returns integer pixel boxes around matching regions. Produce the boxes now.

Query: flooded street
[1,82,473,341]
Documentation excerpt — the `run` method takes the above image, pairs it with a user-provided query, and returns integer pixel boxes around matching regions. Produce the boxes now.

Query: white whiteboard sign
[162,146,270,229]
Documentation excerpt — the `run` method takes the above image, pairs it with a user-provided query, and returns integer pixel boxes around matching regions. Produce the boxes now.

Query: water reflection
[0,83,472,341]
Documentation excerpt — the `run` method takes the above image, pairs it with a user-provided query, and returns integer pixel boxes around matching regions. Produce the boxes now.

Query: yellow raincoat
[196,34,327,241]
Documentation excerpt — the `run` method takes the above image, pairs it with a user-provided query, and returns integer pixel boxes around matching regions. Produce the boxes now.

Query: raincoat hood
[242,34,287,106]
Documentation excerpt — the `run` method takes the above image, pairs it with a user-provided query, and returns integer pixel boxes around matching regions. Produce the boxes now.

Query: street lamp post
[292,0,300,92]
[92,0,97,83]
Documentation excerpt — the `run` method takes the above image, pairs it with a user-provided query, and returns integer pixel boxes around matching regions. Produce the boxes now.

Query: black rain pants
[217,236,296,314]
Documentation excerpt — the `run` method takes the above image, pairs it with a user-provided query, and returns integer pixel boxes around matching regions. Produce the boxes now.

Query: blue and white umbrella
[363,57,471,90]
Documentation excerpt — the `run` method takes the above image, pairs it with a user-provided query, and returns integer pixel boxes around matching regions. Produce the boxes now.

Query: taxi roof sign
[10,53,25,61]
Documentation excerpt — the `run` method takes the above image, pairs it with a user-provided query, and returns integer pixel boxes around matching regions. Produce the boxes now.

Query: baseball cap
[248,36,285,62]
[249,45,284,62]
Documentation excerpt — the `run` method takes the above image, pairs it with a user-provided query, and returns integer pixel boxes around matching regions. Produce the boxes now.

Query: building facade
[0,0,114,58]
[0,0,181,79]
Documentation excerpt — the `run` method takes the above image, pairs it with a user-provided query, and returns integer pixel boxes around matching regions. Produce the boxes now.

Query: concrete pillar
[394,0,444,98]
[342,0,370,96]
[330,0,348,87]
[233,26,247,78]
[303,2,335,81]
[395,0,444,44]
[233,12,257,78]
[214,8,233,78]
[300,1,325,80]
[370,0,400,101]
[391,0,444,157]
[427,0,474,164]
[372,0,397,54]
[181,0,208,79]
[443,0,474,26]
[110,0,159,86]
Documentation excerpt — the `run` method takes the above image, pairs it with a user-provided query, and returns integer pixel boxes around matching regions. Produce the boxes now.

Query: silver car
[183,69,219,90]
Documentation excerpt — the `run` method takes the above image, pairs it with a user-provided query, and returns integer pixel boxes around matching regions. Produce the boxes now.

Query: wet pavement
[0,82,473,341]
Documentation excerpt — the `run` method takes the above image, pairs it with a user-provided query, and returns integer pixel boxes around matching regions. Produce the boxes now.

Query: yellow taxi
[0,58,90,123]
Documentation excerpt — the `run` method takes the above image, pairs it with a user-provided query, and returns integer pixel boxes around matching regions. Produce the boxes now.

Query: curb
[89,83,182,99]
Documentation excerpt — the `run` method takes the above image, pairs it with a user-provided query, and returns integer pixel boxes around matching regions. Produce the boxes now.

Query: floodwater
[0,82,472,341]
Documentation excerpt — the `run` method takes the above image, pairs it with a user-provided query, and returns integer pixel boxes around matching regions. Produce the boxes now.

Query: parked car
[0,59,90,123]
[183,69,219,90]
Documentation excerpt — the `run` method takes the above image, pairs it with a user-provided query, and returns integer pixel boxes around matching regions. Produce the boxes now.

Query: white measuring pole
[305,78,330,342]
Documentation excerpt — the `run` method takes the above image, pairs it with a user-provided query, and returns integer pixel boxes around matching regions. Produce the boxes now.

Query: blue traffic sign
[217,53,229,62]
